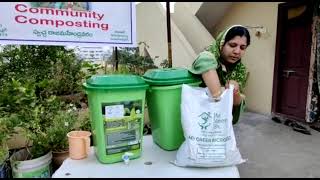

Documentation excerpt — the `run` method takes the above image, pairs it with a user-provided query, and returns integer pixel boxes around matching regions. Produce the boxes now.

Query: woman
[189,25,251,124]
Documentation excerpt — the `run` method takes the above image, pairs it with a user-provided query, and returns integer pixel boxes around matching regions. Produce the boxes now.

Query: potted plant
[46,104,78,171]
[9,96,63,178]
[10,131,53,178]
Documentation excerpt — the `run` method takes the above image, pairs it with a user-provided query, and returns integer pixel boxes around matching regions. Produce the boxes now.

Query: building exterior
[136,1,317,124]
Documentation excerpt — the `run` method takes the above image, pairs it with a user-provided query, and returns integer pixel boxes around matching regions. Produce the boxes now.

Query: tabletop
[52,135,240,178]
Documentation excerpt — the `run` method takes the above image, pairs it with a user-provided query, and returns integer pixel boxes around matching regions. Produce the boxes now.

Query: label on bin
[105,105,124,118]
[107,129,137,146]
[101,100,143,155]
[106,143,140,155]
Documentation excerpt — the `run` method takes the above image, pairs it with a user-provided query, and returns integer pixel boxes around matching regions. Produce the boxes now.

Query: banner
[0,2,136,47]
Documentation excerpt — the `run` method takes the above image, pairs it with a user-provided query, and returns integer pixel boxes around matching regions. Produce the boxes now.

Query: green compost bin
[83,75,148,164]
[143,68,202,150]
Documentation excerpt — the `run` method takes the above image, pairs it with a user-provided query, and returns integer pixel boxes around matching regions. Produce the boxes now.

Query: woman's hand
[225,80,239,94]
[202,69,222,100]
[225,80,241,106]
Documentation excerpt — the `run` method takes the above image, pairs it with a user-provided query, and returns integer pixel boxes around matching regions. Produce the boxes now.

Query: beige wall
[213,2,281,115]
[172,2,214,54]
[136,3,168,66]
[136,2,197,68]
[183,2,203,15]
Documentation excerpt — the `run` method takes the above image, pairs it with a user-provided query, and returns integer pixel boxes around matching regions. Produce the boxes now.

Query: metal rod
[166,2,172,68]
[115,47,118,71]
[104,54,107,74]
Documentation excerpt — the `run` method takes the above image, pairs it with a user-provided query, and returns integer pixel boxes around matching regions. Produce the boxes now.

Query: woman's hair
[224,26,251,46]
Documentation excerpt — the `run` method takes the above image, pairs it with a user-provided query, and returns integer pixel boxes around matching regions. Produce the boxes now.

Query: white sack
[173,84,245,167]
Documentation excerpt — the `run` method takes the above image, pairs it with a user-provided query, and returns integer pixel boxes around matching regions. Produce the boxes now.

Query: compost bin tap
[122,152,133,165]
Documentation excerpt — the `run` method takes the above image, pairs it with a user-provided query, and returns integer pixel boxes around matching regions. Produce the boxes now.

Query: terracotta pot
[52,150,69,169]
[67,131,91,160]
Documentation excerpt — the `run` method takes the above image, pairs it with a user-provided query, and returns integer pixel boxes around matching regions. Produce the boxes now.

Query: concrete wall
[182,2,203,15]
[136,2,197,68]
[196,2,233,35]
[212,2,281,115]
[172,2,214,54]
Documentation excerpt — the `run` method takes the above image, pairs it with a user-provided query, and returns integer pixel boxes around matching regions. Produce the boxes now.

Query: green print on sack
[198,112,227,131]
[198,112,212,130]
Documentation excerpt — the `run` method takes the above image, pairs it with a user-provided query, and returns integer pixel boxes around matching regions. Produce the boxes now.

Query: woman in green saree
[189,25,251,124]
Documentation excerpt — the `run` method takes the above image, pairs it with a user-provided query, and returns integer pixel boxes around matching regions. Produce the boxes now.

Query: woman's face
[221,35,248,64]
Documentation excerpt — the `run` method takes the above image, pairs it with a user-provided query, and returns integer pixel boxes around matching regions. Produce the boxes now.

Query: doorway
[272,1,313,123]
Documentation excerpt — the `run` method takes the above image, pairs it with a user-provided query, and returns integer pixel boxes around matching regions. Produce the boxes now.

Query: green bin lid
[142,68,201,86]
[83,74,148,90]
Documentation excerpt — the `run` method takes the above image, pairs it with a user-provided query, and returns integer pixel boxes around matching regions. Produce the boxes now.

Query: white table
[52,135,240,178]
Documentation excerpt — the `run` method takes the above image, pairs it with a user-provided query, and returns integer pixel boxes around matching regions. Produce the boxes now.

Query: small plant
[74,108,91,132]
[0,143,8,165]
[107,42,158,75]
[46,105,78,152]
[81,61,104,80]
[21,97,64,159]
[160,59,170,68]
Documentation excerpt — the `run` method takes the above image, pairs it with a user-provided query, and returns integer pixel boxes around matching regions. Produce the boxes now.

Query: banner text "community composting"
[14,4,109,31]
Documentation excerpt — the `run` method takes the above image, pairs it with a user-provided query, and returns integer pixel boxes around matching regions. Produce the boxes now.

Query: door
[272,1,312,122]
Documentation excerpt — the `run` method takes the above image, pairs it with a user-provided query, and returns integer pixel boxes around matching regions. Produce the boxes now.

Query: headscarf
[207,24,245,64]
[190,24,248,92]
